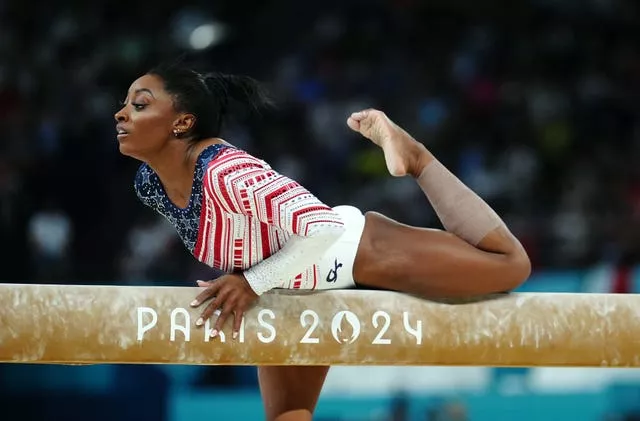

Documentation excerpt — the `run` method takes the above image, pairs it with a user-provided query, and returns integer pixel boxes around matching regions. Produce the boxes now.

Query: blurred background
[1,0,640,419]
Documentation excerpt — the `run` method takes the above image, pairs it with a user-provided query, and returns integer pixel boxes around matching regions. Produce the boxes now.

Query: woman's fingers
[190,276,255,340]
[196,287,229,326]
[190,280,220,307]
[232,308,245,339]
[213,297,235,336]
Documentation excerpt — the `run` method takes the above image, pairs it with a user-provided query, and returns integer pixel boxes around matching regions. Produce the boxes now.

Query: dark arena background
[1,0,640,420]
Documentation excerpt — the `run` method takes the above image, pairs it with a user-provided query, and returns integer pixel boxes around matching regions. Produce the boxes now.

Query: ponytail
[148,61,275,142]
[202,73,274,131]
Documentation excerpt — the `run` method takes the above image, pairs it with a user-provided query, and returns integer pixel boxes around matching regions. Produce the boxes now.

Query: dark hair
[148,61,274,142]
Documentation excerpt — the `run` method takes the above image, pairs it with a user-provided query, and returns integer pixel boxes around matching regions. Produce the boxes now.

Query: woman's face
[114,74,185,160]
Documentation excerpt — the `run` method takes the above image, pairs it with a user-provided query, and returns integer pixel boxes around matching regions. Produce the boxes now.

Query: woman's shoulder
[202,144,273,177]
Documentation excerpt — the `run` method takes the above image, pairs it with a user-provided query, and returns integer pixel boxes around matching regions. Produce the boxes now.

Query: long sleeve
[208,150,346,295]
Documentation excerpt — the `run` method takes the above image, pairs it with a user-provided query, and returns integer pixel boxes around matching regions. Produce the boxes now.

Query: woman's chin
[117,141,137,158]
[118,142,152,163]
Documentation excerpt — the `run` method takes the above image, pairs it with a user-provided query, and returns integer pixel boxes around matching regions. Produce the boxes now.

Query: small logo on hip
[326,259,343,283]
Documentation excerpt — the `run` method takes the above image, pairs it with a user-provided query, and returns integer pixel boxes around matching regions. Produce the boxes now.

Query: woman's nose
[114,108,128,122]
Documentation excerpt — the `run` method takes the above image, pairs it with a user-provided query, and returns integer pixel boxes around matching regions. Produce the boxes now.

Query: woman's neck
[145,138,227,209]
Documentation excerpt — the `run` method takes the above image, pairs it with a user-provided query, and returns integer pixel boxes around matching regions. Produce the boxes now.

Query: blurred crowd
[2,1,640,420]
[1,0,639,285]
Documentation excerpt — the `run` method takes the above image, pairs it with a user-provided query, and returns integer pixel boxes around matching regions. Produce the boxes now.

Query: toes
[350,110,372,121]
[346,117,360,132]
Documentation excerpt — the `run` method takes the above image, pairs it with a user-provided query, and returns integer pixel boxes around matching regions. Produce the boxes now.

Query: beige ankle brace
[417,159,503,246]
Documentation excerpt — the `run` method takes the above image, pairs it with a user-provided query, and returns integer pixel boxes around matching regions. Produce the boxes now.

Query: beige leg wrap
[417,159,503,246]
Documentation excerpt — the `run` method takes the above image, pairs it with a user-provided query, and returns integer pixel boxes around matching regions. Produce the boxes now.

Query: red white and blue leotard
[134,144,347,294]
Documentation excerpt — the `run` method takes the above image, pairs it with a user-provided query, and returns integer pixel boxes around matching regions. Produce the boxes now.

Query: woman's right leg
[348,109,530,296]
[258,365,330,421]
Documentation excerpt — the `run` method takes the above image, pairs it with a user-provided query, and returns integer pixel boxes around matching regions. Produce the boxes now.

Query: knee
[500,247,532,292]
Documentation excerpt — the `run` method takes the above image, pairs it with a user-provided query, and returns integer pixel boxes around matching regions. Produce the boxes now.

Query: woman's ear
[173,113,196,134]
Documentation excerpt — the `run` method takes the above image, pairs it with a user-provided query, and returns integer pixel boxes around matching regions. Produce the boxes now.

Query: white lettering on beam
[371,310,391,345]
[136,307,157,341]
[331,310,361,344]
[170,308,190,342]
[135,307,425,346]
[257,309,276,343]
[403,311,422,345]
[299,310,320,344]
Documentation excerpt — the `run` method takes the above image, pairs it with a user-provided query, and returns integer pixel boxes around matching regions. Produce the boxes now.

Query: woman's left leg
[351,211,529,298]
[345,109,530,297]
[258,365,331,421]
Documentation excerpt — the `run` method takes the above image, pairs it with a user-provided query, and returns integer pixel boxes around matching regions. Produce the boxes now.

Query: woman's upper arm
[207,152,345,237]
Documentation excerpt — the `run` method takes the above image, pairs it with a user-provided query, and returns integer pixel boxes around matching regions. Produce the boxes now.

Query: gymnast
[115,61,531,421]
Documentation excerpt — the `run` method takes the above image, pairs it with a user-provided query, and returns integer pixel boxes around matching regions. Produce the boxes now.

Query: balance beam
[0,283,638,367]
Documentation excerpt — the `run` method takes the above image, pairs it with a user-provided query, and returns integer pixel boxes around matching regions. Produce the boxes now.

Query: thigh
[354,211,519,297]
[258,365,330,421]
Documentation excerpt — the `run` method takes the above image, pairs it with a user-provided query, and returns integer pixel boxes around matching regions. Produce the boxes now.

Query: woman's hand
[190,273,259,339]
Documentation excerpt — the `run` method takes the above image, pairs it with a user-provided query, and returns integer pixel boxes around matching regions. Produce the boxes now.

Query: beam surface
[0,284,638,366]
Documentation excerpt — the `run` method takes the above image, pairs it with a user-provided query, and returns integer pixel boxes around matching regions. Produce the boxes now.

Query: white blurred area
[170,8,229,51]
[321,366,640,396]
[323,366,491,396]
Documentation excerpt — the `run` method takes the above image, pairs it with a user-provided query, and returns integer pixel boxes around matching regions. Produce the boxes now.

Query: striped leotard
[133,144,348,294]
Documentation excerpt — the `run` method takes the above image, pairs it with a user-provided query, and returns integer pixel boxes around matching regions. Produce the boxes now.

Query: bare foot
[346,109,430,177]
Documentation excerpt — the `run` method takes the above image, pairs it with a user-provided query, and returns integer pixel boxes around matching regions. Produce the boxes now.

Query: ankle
[411,144,434,178]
